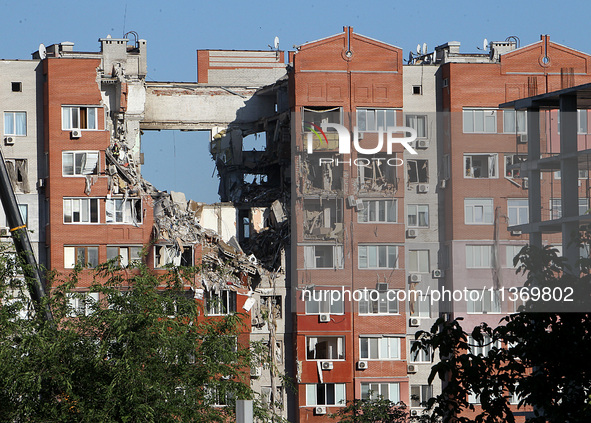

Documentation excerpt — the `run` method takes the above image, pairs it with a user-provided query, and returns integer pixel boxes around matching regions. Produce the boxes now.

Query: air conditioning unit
[321,361,333,370]
[250,367,261,378]
[319,313,331,323]
[355,199,364,211]
[347,195,356,207]
[409,274,422,283]
[37,178,46,189]
[406,229,418,238]
[407,364,418,373]
[357,360,368,370]
[522,178,529,189]
[410,317,420,327]
[315,406,327,415]
[417,184,429,193]
[440,179,447,189]
[517,134,528,144]
[511,230,522,236]
[71,129,82,138]
[4,137,14,145]
[377,282,388,292]
[432,269,444,278]
[417,140,430,149]
[0,227,9,237]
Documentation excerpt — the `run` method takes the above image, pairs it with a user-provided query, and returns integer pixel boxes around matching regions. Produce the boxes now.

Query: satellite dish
[38,43,46,60]
[416,44,421,54]
[274,36,279,50]
[408,51,413,63]
[422,43,427,55]
[483,38,489,50]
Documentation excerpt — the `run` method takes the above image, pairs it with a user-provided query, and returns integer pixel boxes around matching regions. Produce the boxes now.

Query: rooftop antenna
[274,36,280,50]
[422,43,427,55]
[483,38,489,50]
[38,43,46,60]
[416,44,421,54]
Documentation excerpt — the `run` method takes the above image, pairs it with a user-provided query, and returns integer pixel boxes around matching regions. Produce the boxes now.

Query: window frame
[61,105,99,130]
[63,197,100,224]
[306,336,345,361]
[505,154,526,178]
[406,114,428,138]
[64,246,99,269]
[358,244,399,269]
[304,290,344,315]
[205,290,237,316]
[360,382,400,403]
[359,335,401,360]
[466,245,493,269]
[463,108,497,133]
[408,249,430,273]
[464,198,494,225]
[503,109,527,134]
[356,108,397,133]
[407,204,429,228]
[303,244,344,269]
[106,245,143,267]
[410,384,433,408]
[305,383,346,406]
[105,198,142,224]
[505,244,525,268]
[358,199,397,223]
[154,245,194,268]
[62,151,100,177]
[466,289,502,314]
[358,291,399,315]
[507,198,529,226]
[4,111,27,136]
[464,153,498,179]
[409,341,432,363]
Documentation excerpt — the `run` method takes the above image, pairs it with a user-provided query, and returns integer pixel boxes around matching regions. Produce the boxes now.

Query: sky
[2,0,590,203]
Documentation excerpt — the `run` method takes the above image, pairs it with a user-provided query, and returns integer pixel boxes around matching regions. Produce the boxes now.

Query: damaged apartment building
[4,26,591,423]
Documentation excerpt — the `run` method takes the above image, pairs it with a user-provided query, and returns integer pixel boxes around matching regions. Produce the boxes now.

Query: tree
[330,397,431,423]
[413,240,591,423]
[0,255,279,422]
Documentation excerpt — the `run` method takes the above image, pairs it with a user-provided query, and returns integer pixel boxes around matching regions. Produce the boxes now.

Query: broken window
[62,106,98,130]
[505,154,526,178]
[107,246,143,267]
[260,295,282,319]
[63,198,99,223]
[64,246,99,268]
[406,115,427,138]
[106,198,142,224]
[358,245,398,269]
[303,244,344,269]
[357,108,396,132]
[154,245,193,268]
[306,336,345,360]
[303,154,342,193]
[407,159,428,184]
[303,107,341,150]
[358,154,398,193]
[62,151,99,176]
[205,290,237,315]
[5,159,29,193]
[464,154,497,178]
[303,198,343,240]
[358,199,396,223]
[261,386,283,409]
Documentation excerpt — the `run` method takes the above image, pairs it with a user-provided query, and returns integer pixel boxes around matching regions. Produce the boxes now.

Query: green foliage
[330,398,431,423]
[413,241,591,423]
[0,257,277,422]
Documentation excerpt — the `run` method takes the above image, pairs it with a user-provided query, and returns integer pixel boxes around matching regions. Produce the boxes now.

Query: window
[412,85,422,95]
[357,108,396,132]
[261,386,283,408]
[549,198,589,219]
[358,245,398,269]
[11,82,22,92]
[206,290,237,315]
[4,111,26,136]
[306,383,346,406]
[406,115,427,138]
[306,336,345,360]
[410,341,432,363]
[407,204,429,228]
[18,204,27,226]
[154,245,193,267]
[466,245,493,268]
[62,106,98,130]
[464,154,498,178]
[303,198,343,239]
[64,246,99,268]
[508,199,528,226]
[468,391,480,404]
[553,169,588,179]
[106,246,142,267]
[408,250,430,273]
[505,154,526,178]
[359,291,398,315]
[361,383,400,402]
[407,159,428,183]
[467,289,502,313]
[5,159,29,193]
[410,295,430,318]
[463,108,497,133]
[303,245,343,269]
[360,336,401,360]
[260,295,282,319]
[67,292,99,316]
[505,245,525,268]
[465,198,493,224]
[304,290,344,315]
[467,334,501,356]
[106,198,142,224]
[357,153,398,193]
[503,109,527,133]
[63,198,99,223]
[62,151,99,176]
[557,109,588,134]
[358,199,397,223]
[411,385,433,408]
[205,385,235,407]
